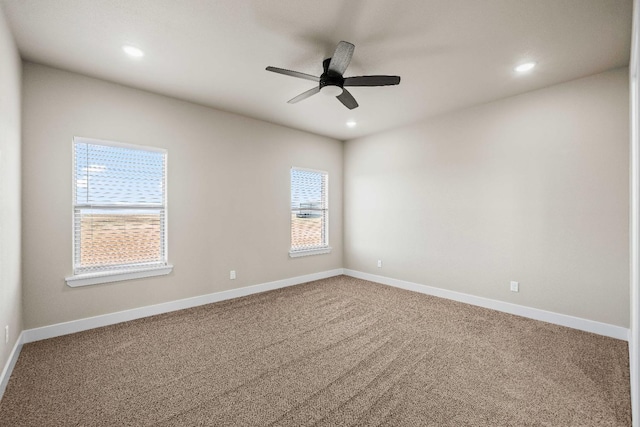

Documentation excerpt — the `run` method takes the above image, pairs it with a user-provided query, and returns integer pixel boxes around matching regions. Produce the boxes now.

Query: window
[290,167,331,257]
[66,137,172,287]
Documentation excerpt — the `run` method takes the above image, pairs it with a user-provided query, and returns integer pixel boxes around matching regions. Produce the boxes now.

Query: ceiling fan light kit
[266,41,401,110]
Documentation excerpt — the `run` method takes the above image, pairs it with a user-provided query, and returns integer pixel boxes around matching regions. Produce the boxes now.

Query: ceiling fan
[266,41,401,110]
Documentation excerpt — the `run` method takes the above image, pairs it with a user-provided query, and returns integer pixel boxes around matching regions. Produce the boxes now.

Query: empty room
[0,0,639,425]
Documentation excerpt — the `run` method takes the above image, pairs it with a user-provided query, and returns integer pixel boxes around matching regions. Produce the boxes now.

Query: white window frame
[289,167,331,258]
[65,137,173,287]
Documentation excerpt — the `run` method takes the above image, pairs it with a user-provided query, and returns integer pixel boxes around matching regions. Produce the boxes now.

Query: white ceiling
[0,0,632,140]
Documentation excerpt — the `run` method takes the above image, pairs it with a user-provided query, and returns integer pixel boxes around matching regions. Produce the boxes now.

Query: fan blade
[266,66,320,82]
[328,41,355,75]
[344,75,401,86]
[287,86,321,104]
[336,88,359,110]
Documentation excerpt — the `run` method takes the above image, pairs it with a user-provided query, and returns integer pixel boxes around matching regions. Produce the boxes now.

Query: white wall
[21,62,343,329]
[0,5,22,376]
[344,68,630,327]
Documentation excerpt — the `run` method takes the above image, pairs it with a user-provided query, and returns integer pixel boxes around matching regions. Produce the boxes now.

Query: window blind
[73,138,167,274]
[290,168,328,252]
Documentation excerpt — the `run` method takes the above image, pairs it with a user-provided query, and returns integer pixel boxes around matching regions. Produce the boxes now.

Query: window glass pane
[291,211,325,249]
[75,143,164,206]
[291,169,325,210]
[76,208,163,269]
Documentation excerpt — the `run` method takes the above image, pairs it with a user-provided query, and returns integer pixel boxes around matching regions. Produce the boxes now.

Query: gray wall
[0,6,22,372]
[22,62,343,329]
[344,68,630,327]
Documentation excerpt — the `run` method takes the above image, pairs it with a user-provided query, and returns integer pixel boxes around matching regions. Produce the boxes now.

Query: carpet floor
[0,275,631,426]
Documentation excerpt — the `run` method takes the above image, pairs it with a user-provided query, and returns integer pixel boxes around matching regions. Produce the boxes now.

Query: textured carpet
[0,275,631,426]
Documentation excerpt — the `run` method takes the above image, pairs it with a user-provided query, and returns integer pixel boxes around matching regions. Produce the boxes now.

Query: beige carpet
[0,275,631,426]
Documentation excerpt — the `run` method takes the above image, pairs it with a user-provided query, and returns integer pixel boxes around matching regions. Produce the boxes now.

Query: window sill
[289,247,332,258]
[65,264,174,287]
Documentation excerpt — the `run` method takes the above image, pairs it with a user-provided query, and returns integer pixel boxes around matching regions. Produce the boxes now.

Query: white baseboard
[0,331,24,401]
[2,267,630,405]
[631,342,637,425]
[344,269,630,341]
[23,268,344,344]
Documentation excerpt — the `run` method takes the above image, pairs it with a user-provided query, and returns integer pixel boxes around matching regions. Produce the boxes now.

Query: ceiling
[0,0,632,140]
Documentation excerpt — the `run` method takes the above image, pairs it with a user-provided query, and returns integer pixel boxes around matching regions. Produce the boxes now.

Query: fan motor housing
[320,57,344,90]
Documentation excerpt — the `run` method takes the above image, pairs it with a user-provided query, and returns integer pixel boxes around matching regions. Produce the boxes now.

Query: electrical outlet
[230,270,236,280]
[5,325,8,344]
[377,260,382,268]
[510,281,519,292]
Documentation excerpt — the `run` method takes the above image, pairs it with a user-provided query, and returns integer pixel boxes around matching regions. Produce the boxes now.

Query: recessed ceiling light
[122,45,144,58]
[514,62,536,73]
[346,120,357,128]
